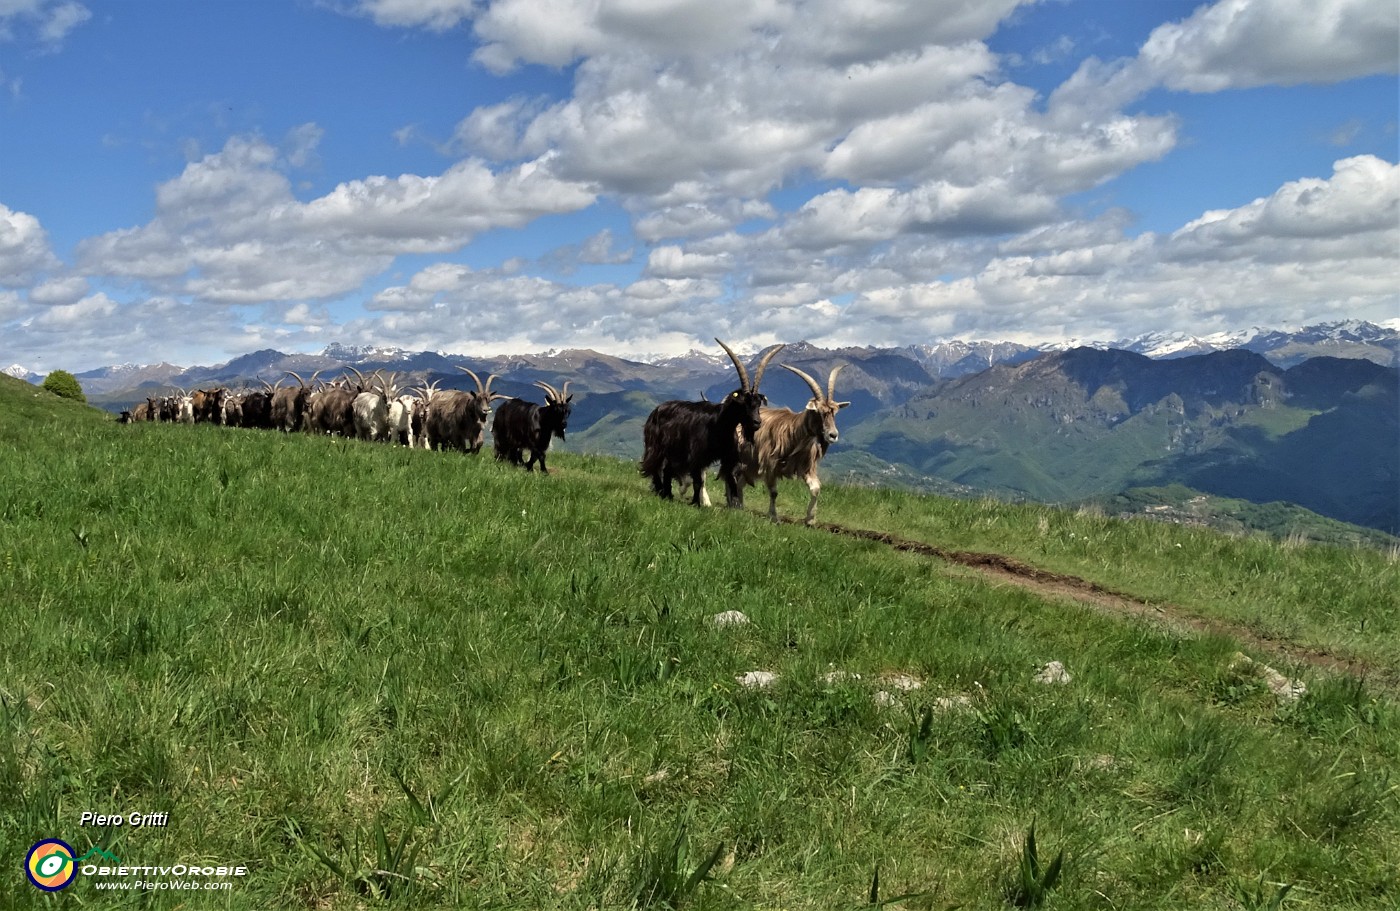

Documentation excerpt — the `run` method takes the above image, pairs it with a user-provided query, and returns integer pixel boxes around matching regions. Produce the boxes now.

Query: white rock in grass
[736,670,779,689]
[878,673,923,692]
[872,690,902,708]
[1266,673,1307,703]
[709,610,750,628]
[1230,653,1307,703]
[819,669,861,685]
[933,694,974,713]
[1033,661,1072,685]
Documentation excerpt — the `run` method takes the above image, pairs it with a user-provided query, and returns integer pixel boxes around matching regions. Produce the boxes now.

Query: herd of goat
[119,340,849,524]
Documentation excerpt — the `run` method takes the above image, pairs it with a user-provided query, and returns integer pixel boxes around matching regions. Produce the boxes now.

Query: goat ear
[836,400,851,409]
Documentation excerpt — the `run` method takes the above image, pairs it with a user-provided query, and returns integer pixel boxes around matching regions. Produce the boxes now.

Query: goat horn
[484,374,500,396]
[779,363,823,401]
[826,364,844,401]
[456,366,485,395]
[751,343,786,391]
[560,380,571,401]
[533,380,559,402]
[715,338,750,391]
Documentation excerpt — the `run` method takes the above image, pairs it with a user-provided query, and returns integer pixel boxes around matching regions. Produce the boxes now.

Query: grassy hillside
[1088,485,1399,550]
[2,374,1398,909]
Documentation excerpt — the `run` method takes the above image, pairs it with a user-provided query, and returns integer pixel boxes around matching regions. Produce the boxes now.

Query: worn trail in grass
[800,516,1400,690]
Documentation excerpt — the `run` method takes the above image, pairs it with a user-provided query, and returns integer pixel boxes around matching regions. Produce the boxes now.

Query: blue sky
[1,0,1396,371]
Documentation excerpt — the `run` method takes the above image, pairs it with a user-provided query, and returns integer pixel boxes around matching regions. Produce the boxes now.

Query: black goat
[640,339,784,507]
[493,381,573,473]
[239,389,275,430]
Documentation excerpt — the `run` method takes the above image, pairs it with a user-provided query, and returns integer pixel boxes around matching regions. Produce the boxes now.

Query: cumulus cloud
[77,129,596,303]
[357,260,746,356]
[467,0,1029,73]
[28,274,88,304]
[1140,0,1398,92]
[13,292,294,371]
[471,0,789,73]
[1166,155,1399,259]
[633,200,775,242]
[822,158,1399,346]
[778,181,1060,251]
[453,13,1177,256]
[1055,0,1398,114]
[0,203,59,286]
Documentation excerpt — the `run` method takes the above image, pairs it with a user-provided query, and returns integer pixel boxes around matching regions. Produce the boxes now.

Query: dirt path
[799,517,1396,690]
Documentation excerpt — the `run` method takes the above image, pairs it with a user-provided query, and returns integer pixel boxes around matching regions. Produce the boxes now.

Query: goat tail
[639,445,666,483]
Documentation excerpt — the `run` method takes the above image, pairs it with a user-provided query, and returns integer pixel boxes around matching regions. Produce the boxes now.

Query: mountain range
[16,320,1397,536]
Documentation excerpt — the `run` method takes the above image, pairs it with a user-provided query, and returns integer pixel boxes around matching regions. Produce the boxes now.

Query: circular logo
[25,839,77,891]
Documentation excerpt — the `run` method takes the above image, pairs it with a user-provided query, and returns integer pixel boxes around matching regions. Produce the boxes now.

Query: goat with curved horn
[352,369,393,442]
[640,339,784,508]
[734,361,850,525]
[427,367,498,453]
[493,378,575,473]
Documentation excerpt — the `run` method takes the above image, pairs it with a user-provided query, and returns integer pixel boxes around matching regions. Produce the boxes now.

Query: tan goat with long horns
[736,363,849,525]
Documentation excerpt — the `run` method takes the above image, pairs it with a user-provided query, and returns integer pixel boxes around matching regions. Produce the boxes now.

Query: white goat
[351,370,393,442]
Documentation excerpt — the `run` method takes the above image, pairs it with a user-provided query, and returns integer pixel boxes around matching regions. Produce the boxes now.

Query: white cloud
[0,203,59,285]
[77,130,596,303]
[633,200,775,242]
[13,292,292,373]
[28,291,117,329]
[1140,0,1399,92]
[818,158,1399,345]
[778,181,1060,251]
[28,274,88,304]
[645,245,731,278]
[471,0,789,72]
[1167,155,1399,258]
[347,0,475,32]
[462,21,1175,245]
[37,0,87,43]
[0,289,26,322]
[0,0,89,46]
[577,228,632,264]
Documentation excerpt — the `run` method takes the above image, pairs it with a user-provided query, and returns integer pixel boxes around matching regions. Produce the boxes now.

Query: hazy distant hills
[55,319,1400,535]
[853,349,1397,533]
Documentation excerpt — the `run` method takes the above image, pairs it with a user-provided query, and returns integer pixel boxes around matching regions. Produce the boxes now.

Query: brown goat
[737,363,849,525]
[425,368,504,453]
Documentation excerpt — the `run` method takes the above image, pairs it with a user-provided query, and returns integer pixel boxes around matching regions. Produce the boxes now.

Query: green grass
[2,375,1398,909]
[805,485,1400,674]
